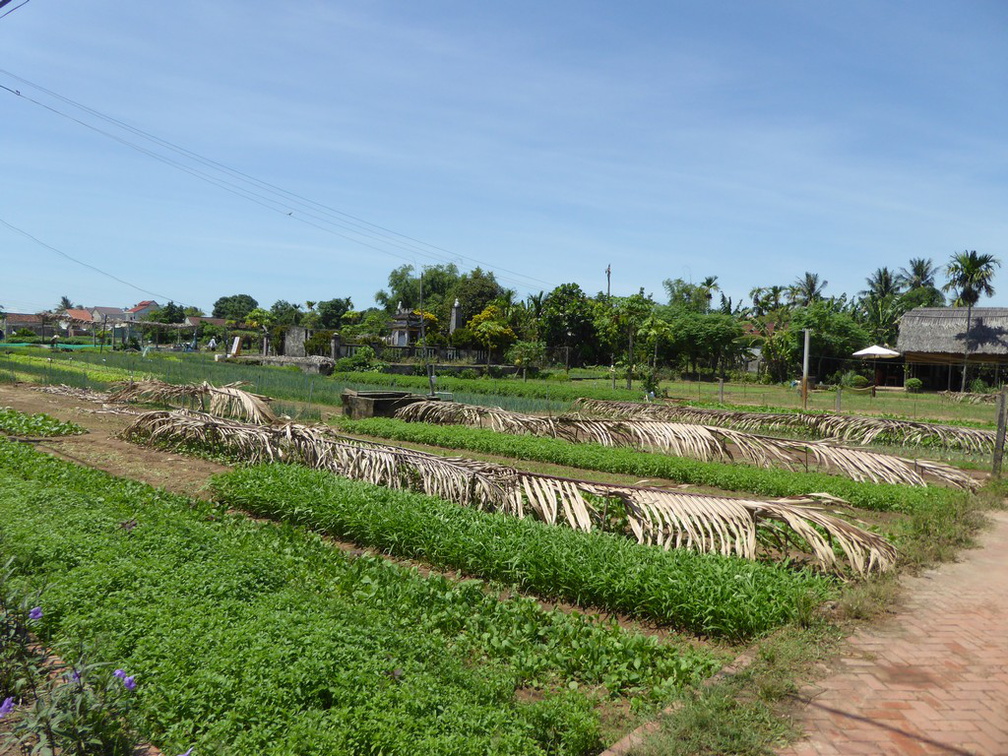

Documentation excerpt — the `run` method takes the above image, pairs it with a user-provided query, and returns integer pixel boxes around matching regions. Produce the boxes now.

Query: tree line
[26,250,999,385]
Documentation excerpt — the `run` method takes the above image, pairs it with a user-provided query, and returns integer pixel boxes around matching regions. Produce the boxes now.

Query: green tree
[789,272,828,306]
[245,307,274,354]
[862,267,901,300]
[541,283,596,365]
[898,258,939,290]
[469,305,516,363]
[375,264,459,318]
[269,300,303,326]
[613,290,655,389]
[340,308,391,346]
[447,267,509,329]
[316,297,353,329]
[637,313,673,368]
[150,301,186,324]
[662,278,707,312]
[506,340,547,381]
[790,301,870,382]
[943,250,1001,392]
[212,294,258,322]
[669,311,743,378]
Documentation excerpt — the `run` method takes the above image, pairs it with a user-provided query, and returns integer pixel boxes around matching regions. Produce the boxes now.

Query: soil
[0,382,228,499]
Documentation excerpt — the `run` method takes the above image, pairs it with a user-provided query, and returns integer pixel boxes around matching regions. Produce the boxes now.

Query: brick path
[780,510,1008,756]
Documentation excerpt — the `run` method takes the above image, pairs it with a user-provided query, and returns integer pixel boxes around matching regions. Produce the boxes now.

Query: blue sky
[2,1,1006,316]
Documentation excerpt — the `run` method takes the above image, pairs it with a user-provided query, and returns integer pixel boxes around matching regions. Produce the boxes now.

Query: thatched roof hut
[898,307,1008,365]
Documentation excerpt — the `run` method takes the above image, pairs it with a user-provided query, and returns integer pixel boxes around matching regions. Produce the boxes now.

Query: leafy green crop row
[0,407,85,437]
[338,417,965,515]
[212,465,830,641]
[0,438,720,755]
[331,371,642,404]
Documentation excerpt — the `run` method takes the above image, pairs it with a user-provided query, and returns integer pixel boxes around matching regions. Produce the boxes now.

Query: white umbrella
[853,345,901,389]
[852,345,900,358]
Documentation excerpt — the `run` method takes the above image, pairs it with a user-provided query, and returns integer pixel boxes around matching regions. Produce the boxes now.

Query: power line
[0,69,557,294]
[0,215,195,309]
[0,0,30,21]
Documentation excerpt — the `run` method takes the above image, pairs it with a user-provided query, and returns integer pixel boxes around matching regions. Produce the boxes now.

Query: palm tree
[790,272,827,306]
[698,276,719,312]
[943,250,1001,392]
[897,258,938,290]
[862,267,901,300]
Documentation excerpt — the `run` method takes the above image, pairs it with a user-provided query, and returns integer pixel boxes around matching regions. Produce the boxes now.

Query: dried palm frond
[121,409,897,576]
[572,397,995,454]
[397,401,978,490]
[938,390,998,404]
[108,379,276,425]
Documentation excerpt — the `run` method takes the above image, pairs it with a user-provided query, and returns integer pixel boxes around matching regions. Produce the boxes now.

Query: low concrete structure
[340,389,435,420]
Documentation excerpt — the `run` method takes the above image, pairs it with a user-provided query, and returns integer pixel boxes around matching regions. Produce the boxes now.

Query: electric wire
[0,0,30,21]
[0,69,556,293]
[0,216,195,308]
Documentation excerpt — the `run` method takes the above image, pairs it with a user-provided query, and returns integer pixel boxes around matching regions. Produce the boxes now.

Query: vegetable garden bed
[0,438,723,755]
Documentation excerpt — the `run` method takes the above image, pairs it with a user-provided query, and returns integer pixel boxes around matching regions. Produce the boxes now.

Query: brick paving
[780,510,1008,756]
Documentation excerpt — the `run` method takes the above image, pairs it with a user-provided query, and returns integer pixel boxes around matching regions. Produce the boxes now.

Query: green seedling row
[211,465,831,641]
[0,407,86,437]
[0,438,721,756]
[338,417,965,515]
[331,371,641,404]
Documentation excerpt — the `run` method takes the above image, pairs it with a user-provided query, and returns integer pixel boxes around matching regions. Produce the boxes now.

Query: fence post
[993,387,1008,477]
[835,386,842,412]
[718,379,724,403]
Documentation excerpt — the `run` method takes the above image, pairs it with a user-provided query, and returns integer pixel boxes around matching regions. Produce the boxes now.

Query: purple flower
[177,749,194,756]
[123,675,136,691]
[28,606,42,621]
[113,669,126,679]
[0,696,14,718]
[68,669,82,683]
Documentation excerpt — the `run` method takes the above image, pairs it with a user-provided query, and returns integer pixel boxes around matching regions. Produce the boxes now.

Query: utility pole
[607,264,615,388]
[418,269,435,396]
[801,328,811,410]
[994,386,1008,476]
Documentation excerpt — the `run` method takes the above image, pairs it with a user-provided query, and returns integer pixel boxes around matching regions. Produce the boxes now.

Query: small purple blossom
[0,696,14,718]
[68,669,82,683]
[122,675,136,691]
[113,669,126,679]
[28,606,42,621]
[177,749,194,756]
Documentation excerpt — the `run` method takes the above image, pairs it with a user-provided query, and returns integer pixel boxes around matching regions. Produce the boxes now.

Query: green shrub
[904,378,923,393]
[335,345,378,372]
[840,371,869,388]
[304,329,334,357]
[969,377,991,394]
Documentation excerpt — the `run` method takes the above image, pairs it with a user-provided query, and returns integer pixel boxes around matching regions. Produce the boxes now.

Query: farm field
[0,348,1001,428]
[0,357,1004,754]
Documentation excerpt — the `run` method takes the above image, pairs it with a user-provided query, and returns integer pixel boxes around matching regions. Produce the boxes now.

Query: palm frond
[108,379,276,424]
[572,397,995,454]
[397,401,978,490]
[122,410,897,576]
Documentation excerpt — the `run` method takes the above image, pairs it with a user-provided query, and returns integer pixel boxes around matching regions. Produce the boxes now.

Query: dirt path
[0,382,227,498]
[779,511,1008,756]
